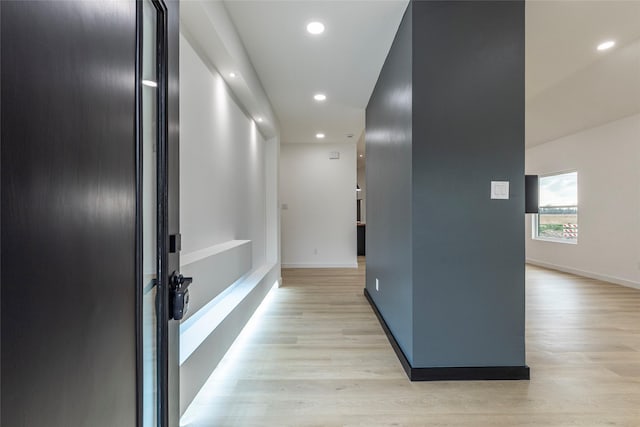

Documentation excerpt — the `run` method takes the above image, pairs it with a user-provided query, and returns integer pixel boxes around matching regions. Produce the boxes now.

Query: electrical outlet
[376,278,379,291]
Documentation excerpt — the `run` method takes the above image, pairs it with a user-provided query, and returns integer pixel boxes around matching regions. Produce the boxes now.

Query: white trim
[532,236,577,245]
[538,168,578,179]
[281,263,358,269]
[179,262,274,365]
[526,259,640,290]
[180,240,250,266]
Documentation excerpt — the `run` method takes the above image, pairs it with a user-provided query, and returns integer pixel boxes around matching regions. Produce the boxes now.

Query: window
[534,171,578,242]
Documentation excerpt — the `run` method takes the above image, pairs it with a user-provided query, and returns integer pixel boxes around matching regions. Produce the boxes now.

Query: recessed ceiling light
[359,154,364,158]
[316,133,325,139]
[306,21,325,35]
[229,72,237,78]
[597,40,615,51]
[256,117,264,123]
[314,93,326,101]
[142,79,158,88]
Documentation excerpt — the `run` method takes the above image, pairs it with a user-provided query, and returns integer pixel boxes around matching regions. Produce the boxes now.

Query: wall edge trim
[364,288,531,381]
[282,263,358,269]
[181,239,251,266]
[526,259,640,290]
[364,287,413,379]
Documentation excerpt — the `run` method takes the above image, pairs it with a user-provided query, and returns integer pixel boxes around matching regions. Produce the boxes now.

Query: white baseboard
[282,263,358,269]
[526,259,640,290]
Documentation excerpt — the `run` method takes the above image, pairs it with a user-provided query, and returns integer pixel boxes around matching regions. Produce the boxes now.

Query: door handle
[169,272,193,321]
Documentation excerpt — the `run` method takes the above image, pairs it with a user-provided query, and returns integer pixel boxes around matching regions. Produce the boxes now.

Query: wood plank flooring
[181,258,640,426]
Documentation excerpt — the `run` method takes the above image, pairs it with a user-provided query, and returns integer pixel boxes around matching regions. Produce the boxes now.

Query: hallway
[180,261,640,426]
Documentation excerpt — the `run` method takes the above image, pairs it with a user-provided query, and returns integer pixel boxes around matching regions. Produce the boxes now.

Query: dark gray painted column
[365,4,414,362]
[366,0,527,379]
[411,0,526,368]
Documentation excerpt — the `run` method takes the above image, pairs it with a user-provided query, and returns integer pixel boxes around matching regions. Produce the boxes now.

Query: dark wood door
[0,2,164,426]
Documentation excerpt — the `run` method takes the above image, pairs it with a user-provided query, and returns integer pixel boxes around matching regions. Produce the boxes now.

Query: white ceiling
[224,0,409,147]
[222,0,639,151]
[526,0,640,146]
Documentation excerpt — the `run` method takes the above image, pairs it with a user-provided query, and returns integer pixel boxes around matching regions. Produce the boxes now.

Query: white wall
[280,143,358,268]
[526,114,640,289]
[179,31,281,415]
[180,33,266,265]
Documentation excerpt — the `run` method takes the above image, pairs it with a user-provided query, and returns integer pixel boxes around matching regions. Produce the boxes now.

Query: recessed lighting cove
[316,133,325,139]
[314,93,326,101]
[306,21,325,35]
[597,40,615,51]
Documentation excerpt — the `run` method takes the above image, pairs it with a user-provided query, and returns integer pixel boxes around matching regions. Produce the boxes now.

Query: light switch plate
[491,181,510,199]
[329,151,340,159]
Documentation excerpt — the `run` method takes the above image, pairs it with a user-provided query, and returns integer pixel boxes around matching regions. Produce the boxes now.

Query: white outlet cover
[491,181,509,199]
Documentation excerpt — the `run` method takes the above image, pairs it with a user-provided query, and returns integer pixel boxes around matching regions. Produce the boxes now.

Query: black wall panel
[525,175,539,214]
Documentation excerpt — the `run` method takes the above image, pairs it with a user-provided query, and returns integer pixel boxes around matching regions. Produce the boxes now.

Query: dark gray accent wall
[411,0,525,367]
[366,0,526,371]
[365,4,414,362]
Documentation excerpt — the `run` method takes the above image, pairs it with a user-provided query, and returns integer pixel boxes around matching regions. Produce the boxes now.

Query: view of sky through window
[539,172,577,207]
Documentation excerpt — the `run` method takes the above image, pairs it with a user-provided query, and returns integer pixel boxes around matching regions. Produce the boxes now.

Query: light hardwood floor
[181,259,640,426]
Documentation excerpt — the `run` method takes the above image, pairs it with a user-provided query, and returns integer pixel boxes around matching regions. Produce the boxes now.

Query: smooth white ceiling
[224,0,409,146]
[526,0,640,146]
[222,0,639,150]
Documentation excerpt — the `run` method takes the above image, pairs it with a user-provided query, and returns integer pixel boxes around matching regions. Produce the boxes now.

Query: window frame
[532,170,578,245]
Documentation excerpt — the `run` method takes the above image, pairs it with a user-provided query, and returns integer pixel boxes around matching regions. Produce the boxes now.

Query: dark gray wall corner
[366,0,527,376]
[411,0,526,367]
[365,2,414,363]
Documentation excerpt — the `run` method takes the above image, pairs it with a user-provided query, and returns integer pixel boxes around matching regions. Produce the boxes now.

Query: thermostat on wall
[329,151,340,159]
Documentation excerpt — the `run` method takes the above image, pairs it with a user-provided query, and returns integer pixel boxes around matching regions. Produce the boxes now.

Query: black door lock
[169,272,193,321]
